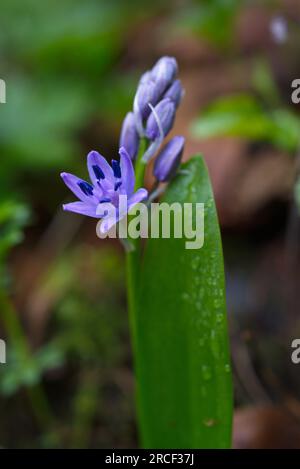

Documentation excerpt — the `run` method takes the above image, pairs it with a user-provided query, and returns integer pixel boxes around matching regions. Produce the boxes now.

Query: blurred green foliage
[45,246,129,447]
[0,0,165,447]
[0,200,29,260]
[0,199,30,288]
[191,93,300,152]
[0,342,64,396]
[0,0,165,193]
[176,0,240,47]
[0,243,130,447]
[191,59,300,153]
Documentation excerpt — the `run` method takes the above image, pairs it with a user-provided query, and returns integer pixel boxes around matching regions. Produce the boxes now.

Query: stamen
[99,197,111,203]
[112,160,121,179]
[93,164,105,180]
[114,181,122,191]
[78,181,94,196]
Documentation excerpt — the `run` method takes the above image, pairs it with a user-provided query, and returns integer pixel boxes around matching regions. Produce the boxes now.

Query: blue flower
[61,147,148,231]
[61,56,185,235]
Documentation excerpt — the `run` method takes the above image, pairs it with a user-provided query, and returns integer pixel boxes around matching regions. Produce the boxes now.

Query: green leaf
[191,94,273,140]
[134,155,232,448]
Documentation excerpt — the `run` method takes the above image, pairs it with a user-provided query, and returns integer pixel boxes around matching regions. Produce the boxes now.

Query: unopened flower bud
[145,98,176,141]
[151,56,178,91]
[153,136,185,182]
[164,79,184,108]
[139,70,152,84]
[119,112,139,160]
[134,79,160,120]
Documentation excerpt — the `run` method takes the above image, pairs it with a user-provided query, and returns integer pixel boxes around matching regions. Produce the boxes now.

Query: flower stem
[125,138,147,432]
[134,143,147,192]
[126,137,147,307]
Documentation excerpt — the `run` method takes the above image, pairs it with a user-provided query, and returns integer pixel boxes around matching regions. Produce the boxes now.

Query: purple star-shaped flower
[61,147,148,233]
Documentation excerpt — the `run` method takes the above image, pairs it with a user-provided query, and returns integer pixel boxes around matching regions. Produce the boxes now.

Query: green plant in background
[45,245,128,448]
[0,200,127,447]
[175,0,240,48]
[191,59,300,209]
[61,57,233,448]
[0,200,30,288]
[0,200,58,441]
[0,0,165,193]
[191,92,300,152]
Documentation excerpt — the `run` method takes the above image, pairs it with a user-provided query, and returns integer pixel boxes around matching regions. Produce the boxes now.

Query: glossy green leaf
[134,155,233,448]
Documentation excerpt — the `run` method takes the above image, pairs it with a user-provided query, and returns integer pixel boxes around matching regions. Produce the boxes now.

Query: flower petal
[119,147,135,196]
[164,79,184,108]
[61,172,98,203]
[127,188,148,212]
[151,56,178,89]
[87,150,114,187]
[62,201,98,218]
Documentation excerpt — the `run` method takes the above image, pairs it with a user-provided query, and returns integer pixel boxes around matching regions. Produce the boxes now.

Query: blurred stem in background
[71,368,99,448]
[0,199,58,444]
[0,289,56,438]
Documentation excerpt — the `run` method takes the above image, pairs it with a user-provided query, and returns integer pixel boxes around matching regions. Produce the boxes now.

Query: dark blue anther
[78,181,94,196]
[99,197,111,203]
[92,164,105,180]
[114,181,122,191]
[112,160,121,179]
